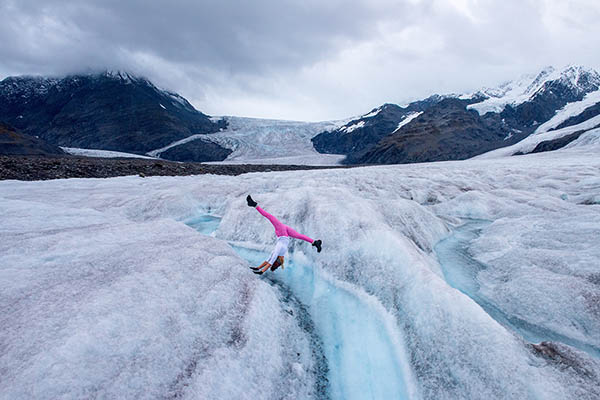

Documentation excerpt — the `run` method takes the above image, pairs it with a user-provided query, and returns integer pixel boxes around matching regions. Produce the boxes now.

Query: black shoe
[312,239,322,253]
[253,269,264,275]
[249,266,261,271]
[246,195,257,207]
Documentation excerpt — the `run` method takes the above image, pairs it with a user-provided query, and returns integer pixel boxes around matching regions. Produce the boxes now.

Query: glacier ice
[1,143,600,399]
[148,116,346,165]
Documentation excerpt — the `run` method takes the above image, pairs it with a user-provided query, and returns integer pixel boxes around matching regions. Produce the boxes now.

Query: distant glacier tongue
[186,214,414,400]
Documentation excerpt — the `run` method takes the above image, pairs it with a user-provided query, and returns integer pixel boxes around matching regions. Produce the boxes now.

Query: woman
[247,195,322,275]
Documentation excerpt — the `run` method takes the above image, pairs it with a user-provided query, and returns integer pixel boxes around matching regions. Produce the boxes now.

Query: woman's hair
[271,256,285,270]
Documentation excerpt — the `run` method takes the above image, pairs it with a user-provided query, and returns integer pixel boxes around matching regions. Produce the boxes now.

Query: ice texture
[61,147,158,159]
[0,188,321,399]
[1,141,600,399]
[534,89,600,134]
[475,116,600,159]
[228,246,416,400]
[147,116,345,165]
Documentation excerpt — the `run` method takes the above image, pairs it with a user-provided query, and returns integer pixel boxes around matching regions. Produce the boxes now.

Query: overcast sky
[1,0,600,121]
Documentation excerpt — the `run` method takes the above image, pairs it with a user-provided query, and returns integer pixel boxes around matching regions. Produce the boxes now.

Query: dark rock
[530,341,599,380]
[311,103,408,155]
[312,66,600,165]
[0,122,65,156]
[529,130,590,153]
[0,155,351,181]
[0,71,228,158]
[350,99,522,165]
[311,96,454,158]
[554,102,600,130]
[158,138,232,162]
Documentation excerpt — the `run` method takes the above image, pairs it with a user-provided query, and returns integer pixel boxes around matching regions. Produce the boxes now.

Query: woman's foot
[246,195,257,207]
[312,239,322,253]
[252,269,264,275]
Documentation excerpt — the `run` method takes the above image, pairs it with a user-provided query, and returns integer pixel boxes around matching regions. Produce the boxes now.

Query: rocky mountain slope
[313,65,600,164]
[0,122,65,156]
[0,71,229,162]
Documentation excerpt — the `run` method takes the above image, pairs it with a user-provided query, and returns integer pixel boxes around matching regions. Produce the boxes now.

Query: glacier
[148,116,346,165]
[1,141,600,399]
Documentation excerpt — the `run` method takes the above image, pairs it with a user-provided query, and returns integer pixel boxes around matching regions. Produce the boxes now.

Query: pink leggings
[256,206,314,243]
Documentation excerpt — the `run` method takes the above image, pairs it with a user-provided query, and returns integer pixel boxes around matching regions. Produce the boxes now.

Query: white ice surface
[361,107,382,119]
[1,142,600,399]
[474,115,600,159]
[535,89,600,134]
[393,111,423,133]
[340,120,365,134]
[565,128,600,149]
[147,116,345,165]
[61,147,157,159]
[0,186,319,399]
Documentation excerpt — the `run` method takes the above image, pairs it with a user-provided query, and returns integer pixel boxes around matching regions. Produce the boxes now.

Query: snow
[474,114,600,158]
[147,116,345,165]
[393,111,423,133]
[566,128,600,149]
[467,65,600,115]
[61,147,157,159]
[467,68,554,115]
[362,107,382,119]
[105,70,136,83]
[535,89,600,133]
[167,92,195,110]
[340,120,365,134]
[1,141,600,399]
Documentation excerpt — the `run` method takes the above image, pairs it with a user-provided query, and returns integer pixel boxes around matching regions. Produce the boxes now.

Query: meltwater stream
[434,219,600,358]
[185,214,416,400]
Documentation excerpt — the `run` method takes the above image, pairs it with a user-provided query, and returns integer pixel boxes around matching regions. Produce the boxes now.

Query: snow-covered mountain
[465,65,600,115]
[0,71,229,161]
[2,66,599,166]
[313,65,600,164]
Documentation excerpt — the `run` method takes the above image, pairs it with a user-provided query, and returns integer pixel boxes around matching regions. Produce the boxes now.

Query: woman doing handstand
[247,195,322,275]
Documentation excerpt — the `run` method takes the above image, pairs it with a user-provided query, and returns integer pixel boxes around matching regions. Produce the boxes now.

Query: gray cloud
[1,0,600,120]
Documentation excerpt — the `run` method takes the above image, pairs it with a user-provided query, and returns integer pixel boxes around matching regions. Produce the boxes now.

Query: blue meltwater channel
[184,214,416,400]
[434,219,600,359]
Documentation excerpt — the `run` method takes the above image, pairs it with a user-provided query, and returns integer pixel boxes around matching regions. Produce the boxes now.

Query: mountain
[312,65,600,164]
[351,98,511,164]
[0,122,65,156]
[0,71,229,162]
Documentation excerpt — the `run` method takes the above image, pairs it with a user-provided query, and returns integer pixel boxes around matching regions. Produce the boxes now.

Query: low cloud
[1,0,599,120]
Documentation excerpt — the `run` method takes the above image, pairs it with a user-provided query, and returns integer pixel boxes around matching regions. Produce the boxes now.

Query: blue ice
[434,219,600,358]
[186,215,412,400]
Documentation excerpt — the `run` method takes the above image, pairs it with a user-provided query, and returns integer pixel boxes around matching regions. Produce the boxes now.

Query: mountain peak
[99,70,153,86]
[466,65,600,115]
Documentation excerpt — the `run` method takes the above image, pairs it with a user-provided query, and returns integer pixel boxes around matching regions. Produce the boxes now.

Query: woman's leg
[285,225,314,244]
[256,206,287,236]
